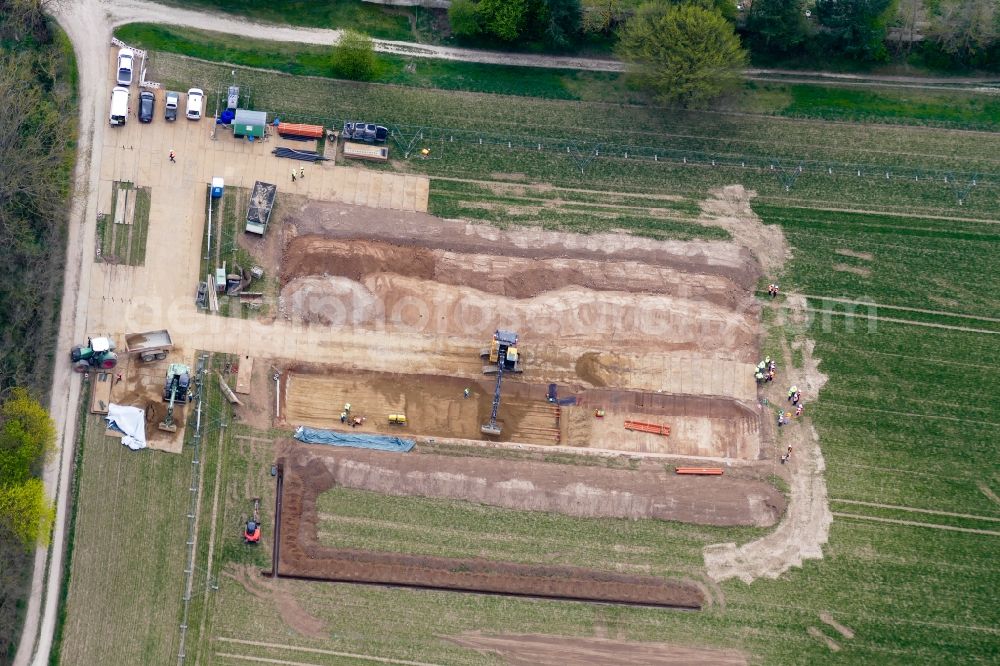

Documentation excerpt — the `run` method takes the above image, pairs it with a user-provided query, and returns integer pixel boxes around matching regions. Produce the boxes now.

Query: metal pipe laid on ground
[274,372,280,420]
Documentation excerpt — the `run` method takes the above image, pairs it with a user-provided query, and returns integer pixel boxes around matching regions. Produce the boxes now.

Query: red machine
[244,498,261,544]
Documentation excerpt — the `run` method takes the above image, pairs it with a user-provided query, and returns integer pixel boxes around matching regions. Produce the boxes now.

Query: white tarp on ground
[106,404,147,450]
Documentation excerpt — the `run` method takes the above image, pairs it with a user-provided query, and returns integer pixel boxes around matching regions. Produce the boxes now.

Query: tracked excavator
[158,363,191,433]
[480,330,523,436]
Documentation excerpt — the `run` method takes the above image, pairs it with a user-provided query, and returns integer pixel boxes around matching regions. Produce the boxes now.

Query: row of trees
[746,0,999,68]
[0,0,68,550]
[447,0,1000,70]
[449,0,583,47]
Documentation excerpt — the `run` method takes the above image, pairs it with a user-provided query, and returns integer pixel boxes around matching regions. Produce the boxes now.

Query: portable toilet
[211,177,224,199]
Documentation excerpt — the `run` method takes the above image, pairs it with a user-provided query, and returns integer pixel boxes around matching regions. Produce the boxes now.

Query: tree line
[446,0,1000,72]
[0,0,72,548]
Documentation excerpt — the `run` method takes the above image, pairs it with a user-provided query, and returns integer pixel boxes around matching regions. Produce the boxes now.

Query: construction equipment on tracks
[71,337,118,373]
[244,497,261,544]
[158,363,191,432]
[480,330,523,436]
[624,420,671,436]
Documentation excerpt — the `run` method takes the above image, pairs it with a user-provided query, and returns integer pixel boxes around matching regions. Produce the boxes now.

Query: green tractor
[70,337,118,373]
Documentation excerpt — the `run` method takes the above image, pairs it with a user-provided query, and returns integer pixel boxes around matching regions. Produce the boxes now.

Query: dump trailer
[245,181,276,235]
[124,329,173,362]
[480,330,523,436]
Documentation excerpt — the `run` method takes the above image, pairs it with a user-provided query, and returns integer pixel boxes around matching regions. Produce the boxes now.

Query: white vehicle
[109,86,130,126]
[116,48,134,86]
[186,88,204,120]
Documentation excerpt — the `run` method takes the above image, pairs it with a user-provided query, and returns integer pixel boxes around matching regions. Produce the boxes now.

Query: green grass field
[56,40,1000,666]
[145,52,1000,223]
[96,183,152,265]
[59,413,191,665]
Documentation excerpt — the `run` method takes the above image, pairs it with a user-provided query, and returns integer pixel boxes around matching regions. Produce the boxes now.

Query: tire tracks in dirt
[832,512,1000,536]
[829,499,1000,522]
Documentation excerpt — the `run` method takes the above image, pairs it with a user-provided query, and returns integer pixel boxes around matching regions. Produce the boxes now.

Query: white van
[109,86,130,126]
[186,88,204,120]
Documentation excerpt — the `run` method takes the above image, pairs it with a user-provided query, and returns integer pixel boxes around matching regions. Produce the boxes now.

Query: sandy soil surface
[270,197,763,459]
[276,453,706,608]
[704,323,832,583]
[301,446,784,527]
[447,632,748,666]
[697,186,790,276]
[108,354,190,453]
[281,369,764,458]
[281,274,758,351]
[281,236,751,308]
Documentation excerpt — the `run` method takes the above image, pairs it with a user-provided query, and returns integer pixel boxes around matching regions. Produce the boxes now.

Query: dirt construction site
[272,202,766,459]
[71,41,787,625]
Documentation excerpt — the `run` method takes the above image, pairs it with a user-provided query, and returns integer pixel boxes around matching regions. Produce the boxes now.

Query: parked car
[109,86,129,126]
[164,91,180,121]
[343,121,389,144]
[138,90,155,123]
[116,48,134,86]
[186,88,204,120]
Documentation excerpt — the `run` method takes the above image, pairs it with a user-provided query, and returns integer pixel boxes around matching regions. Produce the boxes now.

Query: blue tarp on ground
[293,426,414,452]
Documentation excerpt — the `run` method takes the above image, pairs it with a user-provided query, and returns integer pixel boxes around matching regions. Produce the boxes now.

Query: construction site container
[233,109,266,138]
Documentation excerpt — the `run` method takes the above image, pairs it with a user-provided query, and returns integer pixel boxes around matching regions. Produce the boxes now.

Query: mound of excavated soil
[304,447,785,527]
[281,237,751,310]
[280,273,758,352]
[286,201,761,288]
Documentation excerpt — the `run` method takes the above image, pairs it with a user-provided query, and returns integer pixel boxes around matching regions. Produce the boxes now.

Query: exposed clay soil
[276,451,706,608]
[446,632,747,666]
[280,273,757,353]
[299,446,785,527]
[281,237,750,310]
[285,201,761,289]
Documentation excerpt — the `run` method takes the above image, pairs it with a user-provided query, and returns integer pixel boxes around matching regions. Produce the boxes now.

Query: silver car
[116,48,134,86]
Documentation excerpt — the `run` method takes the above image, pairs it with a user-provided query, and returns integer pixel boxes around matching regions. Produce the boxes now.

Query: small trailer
[343,141,389,162]
[124,329,173,362]
[245,181,276,235]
